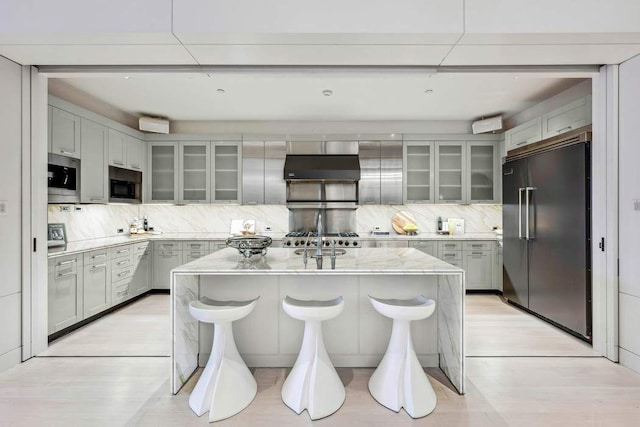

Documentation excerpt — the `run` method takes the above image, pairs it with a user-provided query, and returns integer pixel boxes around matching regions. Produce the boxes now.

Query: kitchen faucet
[316,211,323,269]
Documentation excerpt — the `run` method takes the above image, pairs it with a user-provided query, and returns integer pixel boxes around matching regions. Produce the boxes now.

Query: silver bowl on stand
[226,235,273,260]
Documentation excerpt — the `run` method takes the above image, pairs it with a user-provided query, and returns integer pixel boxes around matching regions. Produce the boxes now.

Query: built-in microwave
[48,153,80,204]
[109,166,142,203]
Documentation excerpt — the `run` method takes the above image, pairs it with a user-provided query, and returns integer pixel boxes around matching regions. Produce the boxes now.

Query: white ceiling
[51,73,584,122]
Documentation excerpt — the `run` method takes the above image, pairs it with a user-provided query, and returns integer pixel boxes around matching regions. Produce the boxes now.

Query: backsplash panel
[48,204,501,242]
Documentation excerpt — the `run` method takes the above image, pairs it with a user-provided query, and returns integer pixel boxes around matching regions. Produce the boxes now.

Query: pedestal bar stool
[188,296,259,423]
[281,296,346,420]
[368,295,437,418]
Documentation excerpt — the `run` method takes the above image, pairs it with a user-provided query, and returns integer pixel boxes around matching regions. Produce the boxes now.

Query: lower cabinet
[408,240,437,256]
[48,254,84,334]
[463,250,493,290]
[112,277,133,305]
[153,245,182,290]
[83,261,110,318]
[131,243,152,296]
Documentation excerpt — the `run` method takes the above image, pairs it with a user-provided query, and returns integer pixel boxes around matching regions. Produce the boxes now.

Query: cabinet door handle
[57,259,76,266]
[117,270,131,277]
[557,126,572,133]
[91,264,107,269]
[60,150,75,156]
[113,161,124,166]
[57,271,76,277]
[90,198,103,202]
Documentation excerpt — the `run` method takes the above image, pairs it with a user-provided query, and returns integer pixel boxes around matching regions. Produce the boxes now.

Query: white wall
[618,53,640,373]
[0,56,23,372]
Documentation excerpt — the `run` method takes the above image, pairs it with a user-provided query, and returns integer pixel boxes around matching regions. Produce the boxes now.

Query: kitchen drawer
[183,241,210,251]
[156,241,181,251]
[210,242,228,253]
[52,254,82,276]
[440,251,462,262]
[111,245,132,260]
[84,249,108,265]
[133,242,149,253]
[438,241,462,252]
[112,278,132,305]
[447,259,463,269]
[463,241,493,251]
[409,240,437,256]
[184,250,209,263]
[111,256,132,271]
[112,264,133,282]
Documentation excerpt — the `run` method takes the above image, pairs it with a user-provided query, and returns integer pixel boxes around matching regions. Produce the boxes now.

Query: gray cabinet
[108,129,127,167]
[404,142,435,203]
[180,141,210,204]
[80,119,109,203]
[131,242,151,296]
[153,243,182,289]
[50,106,81,158]
[358,141,402,205]
[542,95,592,139]
[83,258,110,318]
[148,142,179,203]
[504,117,542,153]
[127,136,144,172]
[467,142,499,203]
[435,142,465,203]
[212,142,242,203]
[495,242,503,292]
[408,240,437,256]
[264,141,286,204]
[464,250,493,290]
[48,254,83,334]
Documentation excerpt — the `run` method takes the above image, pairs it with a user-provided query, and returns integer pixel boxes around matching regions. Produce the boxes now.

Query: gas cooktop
[283,231,360,248]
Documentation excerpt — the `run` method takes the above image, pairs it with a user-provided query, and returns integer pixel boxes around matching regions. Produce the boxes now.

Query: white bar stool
[368,295,437,418]
[188,296,259,423]
[281,296,345,420]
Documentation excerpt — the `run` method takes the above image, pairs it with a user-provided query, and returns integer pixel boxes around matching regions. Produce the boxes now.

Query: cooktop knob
[344,241,350,246]
[294,241,299,246]
[352,241,358,246]
[285,241,291,247]
[338,240,344,245]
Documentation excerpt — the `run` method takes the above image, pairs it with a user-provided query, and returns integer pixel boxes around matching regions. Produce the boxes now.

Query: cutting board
[391,211,417,235]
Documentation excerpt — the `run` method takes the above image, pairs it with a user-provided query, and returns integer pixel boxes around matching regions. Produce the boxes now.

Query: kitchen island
[170,247,465,395]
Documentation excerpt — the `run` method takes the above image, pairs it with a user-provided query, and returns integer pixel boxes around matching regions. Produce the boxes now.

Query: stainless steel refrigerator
[502,130,592,341]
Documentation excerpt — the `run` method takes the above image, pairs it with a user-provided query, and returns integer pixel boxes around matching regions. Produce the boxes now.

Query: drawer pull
[91,264,107,269]
[472,252,484,256]
[444,254,456,258]
[471,244,483,247]
[162,252,175,257]
[116,287,129,296]
[190,244,203,248]
[117,260,129,266]
[57,259,77,266]
[117,249,129,254]
[117,270,131,277]
[444,244,456,248]
[57,271,76,277]
[92,254,107,260]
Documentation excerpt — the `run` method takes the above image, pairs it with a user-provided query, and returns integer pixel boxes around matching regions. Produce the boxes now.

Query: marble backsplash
[48,203,502,242]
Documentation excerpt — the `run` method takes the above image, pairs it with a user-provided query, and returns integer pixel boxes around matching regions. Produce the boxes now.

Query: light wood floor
[1,294,639,426]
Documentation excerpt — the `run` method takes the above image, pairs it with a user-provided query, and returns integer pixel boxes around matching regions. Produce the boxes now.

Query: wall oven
[109,166,142,203]
[48,153,80,204]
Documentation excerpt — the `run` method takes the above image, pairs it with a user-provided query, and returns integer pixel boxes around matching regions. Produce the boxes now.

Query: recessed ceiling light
[322,89,333,97]
[217,88,225,93]
[124,76,130,80]
[424,89,434,95]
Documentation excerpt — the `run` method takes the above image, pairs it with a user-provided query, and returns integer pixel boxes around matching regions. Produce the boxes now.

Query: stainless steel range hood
[284,154,361,181]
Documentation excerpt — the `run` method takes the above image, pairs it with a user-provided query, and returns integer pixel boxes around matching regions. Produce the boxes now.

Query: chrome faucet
[316,211,323,269]
[330,239,336,270]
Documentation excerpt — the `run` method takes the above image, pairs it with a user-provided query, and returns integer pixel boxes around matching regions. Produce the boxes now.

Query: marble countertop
[173,247,463,275]
[48,231,501,258]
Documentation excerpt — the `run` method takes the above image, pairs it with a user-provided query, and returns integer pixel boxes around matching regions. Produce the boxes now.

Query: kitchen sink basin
[294,248,347,258]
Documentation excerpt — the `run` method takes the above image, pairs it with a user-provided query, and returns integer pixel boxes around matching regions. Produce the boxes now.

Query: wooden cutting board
[391,211,416,235]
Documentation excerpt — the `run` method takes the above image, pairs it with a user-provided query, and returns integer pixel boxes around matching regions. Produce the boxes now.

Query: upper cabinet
[504,117,542,153]
[50,107,81,158]
[435,142,466,204]
[127,136,145,172]
[80,119,108,204]
[467,142,499,203]
[405,140,499,204]
[212,142,242,203]
[404,142,435,203]
[180,141,210,204]
[148,142,179,203]
[108,129,127,167]
[542,95,592,139]
[504,95,592,155]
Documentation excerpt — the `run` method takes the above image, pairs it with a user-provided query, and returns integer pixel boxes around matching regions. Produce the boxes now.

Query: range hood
[284,155,361,181]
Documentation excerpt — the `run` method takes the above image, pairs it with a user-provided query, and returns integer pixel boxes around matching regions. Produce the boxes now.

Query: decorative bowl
[226,235,273,260]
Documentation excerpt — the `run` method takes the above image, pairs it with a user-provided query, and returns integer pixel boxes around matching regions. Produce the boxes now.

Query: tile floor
[0,294,638,426]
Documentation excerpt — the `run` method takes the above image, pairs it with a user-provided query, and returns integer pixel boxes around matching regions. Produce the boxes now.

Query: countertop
[173,247,463,276]
[48,231,502,258]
